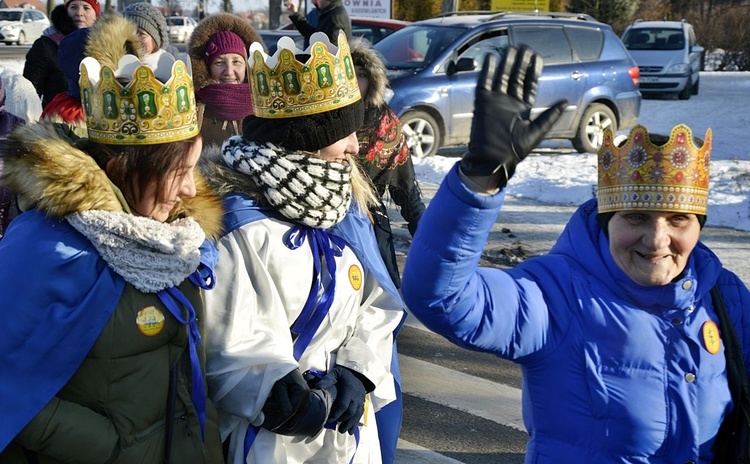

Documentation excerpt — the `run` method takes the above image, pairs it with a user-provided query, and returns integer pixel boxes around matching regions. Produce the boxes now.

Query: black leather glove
[315,366,373,435]
[460,45,568,186]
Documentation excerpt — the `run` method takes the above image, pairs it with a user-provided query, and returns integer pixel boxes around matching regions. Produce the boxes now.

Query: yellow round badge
[136,306,166,337]
[349,265,363,291]
[702,320,721,355]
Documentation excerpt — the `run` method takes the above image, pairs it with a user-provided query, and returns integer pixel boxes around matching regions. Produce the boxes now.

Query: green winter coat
[0,118,225,463]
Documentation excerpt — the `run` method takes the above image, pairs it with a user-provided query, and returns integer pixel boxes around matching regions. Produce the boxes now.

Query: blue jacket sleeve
[401,163,571,360]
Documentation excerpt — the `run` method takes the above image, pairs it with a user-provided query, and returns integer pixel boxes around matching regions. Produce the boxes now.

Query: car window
[352,25,375,43]
[512,25,573,64]
[623,28,684,51]
[565,26,603,61]
[0,11,22,21]
[168,18,184,26]
[447,31,508,72]
[375,26,466,70]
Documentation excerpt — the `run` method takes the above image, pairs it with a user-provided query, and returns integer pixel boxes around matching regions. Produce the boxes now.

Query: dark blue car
[374,12,642,157]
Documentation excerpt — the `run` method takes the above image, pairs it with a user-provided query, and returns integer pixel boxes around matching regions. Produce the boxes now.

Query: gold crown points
[79,55,199,145]
[597,124,712,214]
[248,31,361,119]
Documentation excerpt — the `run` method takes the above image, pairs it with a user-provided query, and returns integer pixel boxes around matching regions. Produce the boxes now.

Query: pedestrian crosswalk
[394,322,528,464]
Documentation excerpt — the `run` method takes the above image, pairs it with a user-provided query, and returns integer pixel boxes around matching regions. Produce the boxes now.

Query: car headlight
[0,25,17,32]
[384,88,394,104]
[668,63,689,74]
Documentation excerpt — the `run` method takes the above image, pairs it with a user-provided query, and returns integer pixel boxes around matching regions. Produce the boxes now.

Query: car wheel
[400,110,440,158]
[16,31,25,46]
[678,78,692,100]
[571,103,616,154]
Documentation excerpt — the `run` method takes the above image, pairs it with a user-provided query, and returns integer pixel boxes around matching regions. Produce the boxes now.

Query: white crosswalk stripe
[394,323,526,463]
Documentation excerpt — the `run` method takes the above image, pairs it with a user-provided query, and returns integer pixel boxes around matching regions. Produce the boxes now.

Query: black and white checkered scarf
[221,136,352,229]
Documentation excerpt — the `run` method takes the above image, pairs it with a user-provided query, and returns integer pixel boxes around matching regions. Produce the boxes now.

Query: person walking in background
[122,2,181,66]
[188,13,261,148]
[38,27,89,124]
[0,22,224,464]
[201,31,405,464]
[350,37,425,288]
[401,46,750,463]
[285,0,350,46]
[24,0,99,108]
[0,78,25,240]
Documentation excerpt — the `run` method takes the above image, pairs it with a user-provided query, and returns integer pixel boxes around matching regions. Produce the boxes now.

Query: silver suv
[621,20,703,100]
[374,12,642,156]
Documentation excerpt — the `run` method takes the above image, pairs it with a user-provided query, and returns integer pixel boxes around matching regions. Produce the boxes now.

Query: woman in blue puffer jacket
[401,46,750,463]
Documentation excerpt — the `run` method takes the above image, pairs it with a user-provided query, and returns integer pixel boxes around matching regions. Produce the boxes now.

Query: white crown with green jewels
[79,54,199,145]
[248,31,361,119]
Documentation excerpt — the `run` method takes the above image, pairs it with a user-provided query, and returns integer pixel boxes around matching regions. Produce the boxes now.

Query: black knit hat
[243,98,364,152]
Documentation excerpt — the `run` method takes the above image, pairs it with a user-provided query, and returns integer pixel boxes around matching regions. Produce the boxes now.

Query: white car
[0,8,49,45]
[167,16,197,44]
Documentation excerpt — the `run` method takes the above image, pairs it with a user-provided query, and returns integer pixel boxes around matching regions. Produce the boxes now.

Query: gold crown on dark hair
[597,124,712,215]
[248,31,361,119]
[79,55,199,145]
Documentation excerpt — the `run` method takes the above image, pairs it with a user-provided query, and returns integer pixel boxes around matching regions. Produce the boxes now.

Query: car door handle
[571,71,583,80]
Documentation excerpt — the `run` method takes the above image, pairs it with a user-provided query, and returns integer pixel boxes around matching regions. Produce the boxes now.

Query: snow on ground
[1,58,748,231]
[412,72,750,232]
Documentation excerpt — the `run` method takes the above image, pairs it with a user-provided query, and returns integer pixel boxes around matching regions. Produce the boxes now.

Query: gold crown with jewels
[248,31,361,119]
[597,124,712,215]
[79,54,199,145]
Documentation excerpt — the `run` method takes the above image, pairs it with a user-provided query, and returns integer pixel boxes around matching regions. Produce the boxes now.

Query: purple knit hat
[205,31,247,65]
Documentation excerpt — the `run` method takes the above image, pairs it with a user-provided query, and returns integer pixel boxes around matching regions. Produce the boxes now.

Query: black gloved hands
[262,368,332,436]
[261,368,310,431]
[460,46,568,186]
[315,366,373,435]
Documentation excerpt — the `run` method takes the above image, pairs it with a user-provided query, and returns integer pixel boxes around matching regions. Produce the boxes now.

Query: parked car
[0,8,49,46]
[167,16,197,43]
[373,12,642,156]
[258,29,305,55]
[280,16,409,44]
[621,20,703,100]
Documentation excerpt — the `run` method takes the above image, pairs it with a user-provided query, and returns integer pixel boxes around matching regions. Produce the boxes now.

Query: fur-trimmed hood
[84,13,144,70]
[187,13,263,91]
[2,122,223,240]
[349,37,388,109]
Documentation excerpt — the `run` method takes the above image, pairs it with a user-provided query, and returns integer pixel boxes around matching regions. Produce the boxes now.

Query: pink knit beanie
[205,31,247,65]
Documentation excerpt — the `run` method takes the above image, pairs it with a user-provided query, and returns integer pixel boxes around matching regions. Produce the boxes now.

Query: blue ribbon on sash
[244,225,359,460]
[287,226,345,360]
[157,285,206,440]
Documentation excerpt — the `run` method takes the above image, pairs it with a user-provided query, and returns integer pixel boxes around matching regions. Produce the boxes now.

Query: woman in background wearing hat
[0,16,224,464]
[123,2,181,66]
[401,46,750,463]
[23,0,99,109]
[349,37,425,289]
[188,13,261,148]
[201,32,405,464]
